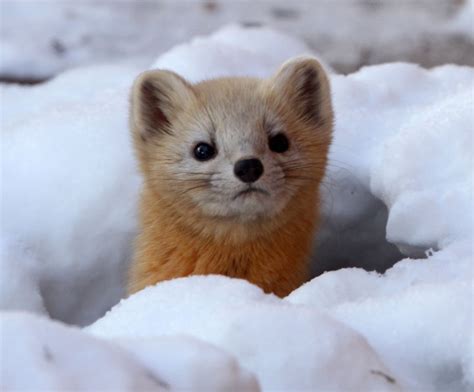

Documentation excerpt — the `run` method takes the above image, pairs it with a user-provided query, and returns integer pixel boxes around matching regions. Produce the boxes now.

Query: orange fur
[128,57,333,297]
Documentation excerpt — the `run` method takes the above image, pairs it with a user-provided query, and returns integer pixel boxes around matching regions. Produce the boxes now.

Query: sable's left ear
[130,69,194,142]
[270,56,333,127]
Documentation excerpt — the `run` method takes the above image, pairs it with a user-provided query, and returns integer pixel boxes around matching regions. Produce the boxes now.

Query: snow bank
[1,1,472,80]
[1,312,166,391]
[1,312,257,391]
[88,276,401,391]
[304,63,473,390]
[151,24,317,83]
[315,63,473,269]
[116,336,259,391]
[288,243,473,390]
[1,64,142,325]
[1,25,473,391]
[370,72,473,249]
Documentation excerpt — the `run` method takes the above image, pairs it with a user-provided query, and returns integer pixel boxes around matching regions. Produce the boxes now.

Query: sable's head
[130,57,333,225]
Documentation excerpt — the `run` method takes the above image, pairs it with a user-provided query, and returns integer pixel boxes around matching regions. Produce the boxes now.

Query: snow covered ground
[1,0,473,81]
[1,25,473,391]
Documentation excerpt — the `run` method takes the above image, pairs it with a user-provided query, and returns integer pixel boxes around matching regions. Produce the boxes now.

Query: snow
[1,1,473,80]
[0,237,45,315]
[317,63,474,266]
[1,312,166,391]
[1,64,142,325]
[288,243,473,390]
[116,336,259,391]
[88,276,401,391]
[1,24,473,391]
[447,0,474,39]
[151,24,319,83]
[370,78,473,249]
[1,312,257,391]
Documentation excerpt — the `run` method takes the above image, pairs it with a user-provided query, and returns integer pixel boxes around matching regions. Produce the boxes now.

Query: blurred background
[1,0,473,84]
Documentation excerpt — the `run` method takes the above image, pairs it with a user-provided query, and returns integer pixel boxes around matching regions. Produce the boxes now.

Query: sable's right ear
[270,57,333,128]
[131,70,194,140]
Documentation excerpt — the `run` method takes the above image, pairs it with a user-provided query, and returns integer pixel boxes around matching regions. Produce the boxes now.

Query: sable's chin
[195,188,289,222]
[232,186,270,200]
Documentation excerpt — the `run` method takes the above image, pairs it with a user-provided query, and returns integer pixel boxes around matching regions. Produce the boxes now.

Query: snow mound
[305,63,474,390]
[116,336,259,392]
[1,64,142,325]
[288,242,473,390]
[1,312,167,391]
[1,312,258,391]
[371,81,472,249]
[151,24,319,83]
[315,63,474,270]
[88,276,401,391]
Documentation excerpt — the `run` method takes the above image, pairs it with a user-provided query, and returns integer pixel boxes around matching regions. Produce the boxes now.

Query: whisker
[149,170,219,176]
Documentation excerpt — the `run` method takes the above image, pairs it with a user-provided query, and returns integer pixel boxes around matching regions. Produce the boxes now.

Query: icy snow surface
[1,25,473,391]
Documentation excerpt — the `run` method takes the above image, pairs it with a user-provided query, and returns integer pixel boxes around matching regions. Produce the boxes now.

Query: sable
[128,57,334,297]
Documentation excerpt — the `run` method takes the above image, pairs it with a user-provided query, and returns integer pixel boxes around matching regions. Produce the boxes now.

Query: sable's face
[131,57,333,223]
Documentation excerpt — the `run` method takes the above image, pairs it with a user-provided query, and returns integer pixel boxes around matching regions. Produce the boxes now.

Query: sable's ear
[131,70,194,140]
[270,57,333,127]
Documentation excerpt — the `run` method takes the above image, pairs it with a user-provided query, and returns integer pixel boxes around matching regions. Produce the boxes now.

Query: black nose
[234,158,264,183]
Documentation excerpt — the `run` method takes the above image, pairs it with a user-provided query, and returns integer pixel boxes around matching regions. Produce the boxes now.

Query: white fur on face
[158,105,303,222]
[135,58,333,223]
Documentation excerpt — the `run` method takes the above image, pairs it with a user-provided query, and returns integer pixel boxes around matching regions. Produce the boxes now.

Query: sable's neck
[133,185,320,297]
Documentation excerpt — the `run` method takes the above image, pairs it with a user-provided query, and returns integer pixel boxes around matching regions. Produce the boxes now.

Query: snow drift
[1,311,257,391]
[1,0,473,80]
[1,25,473,391]
[88,276,401,391]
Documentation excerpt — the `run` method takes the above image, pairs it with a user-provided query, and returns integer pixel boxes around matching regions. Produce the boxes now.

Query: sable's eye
[268,133,289,153]
[193,142,216,161]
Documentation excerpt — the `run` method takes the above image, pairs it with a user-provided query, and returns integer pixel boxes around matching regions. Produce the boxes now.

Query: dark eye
[268,133,289,153]
[193,142,216,161]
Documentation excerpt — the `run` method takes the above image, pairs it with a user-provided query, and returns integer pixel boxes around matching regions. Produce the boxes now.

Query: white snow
[116,335,259,391]
[1,1,473,79]
[288,243,473,390]
[151,24,319,83]
[1,64,142,325]
[1,25,473,391]
[88,276,401,391]
[1,312,166,391]
[0,237,45,315]
[1,311,257,391]
[447,0,474,39]
[318,62,474,263]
